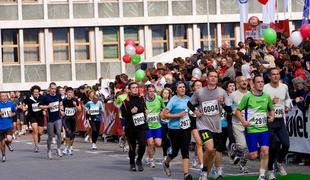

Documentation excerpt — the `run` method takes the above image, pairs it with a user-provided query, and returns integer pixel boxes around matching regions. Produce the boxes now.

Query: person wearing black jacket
[120,81,147,172]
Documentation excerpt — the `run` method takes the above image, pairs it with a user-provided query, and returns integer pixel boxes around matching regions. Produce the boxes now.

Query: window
[98,0,119,18]
[51,28,70,62]
[124,26,140,45]
[148,0,168,16]
[1,29,19,64]
[102,26,120,59]
[199,24,217,49]
[24,29,40,62]
[151,25,168,56]
[173,24,188,48]
[293,20,302,30]
[221,23,237,47]
[172,0,192,16]
[0,0,17,3]
[123,0,143,17]
[74,27,91,61]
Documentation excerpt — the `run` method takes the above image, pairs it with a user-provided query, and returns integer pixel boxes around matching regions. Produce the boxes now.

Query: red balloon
[248,16,260,27]
[135,45,144,55]
[300,24,310,39]
[125,39,135,46]
[122,54,132,63]
[258,0,268,5]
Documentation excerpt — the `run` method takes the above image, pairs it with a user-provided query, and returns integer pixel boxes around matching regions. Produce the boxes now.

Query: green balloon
[131,54,141,65]
[263,28,277,45]
[135,69,145,81]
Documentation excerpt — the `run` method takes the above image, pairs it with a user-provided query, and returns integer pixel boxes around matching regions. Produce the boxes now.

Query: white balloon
[290,31,303,47]
[192,68,202,79]
[125,45,136,55]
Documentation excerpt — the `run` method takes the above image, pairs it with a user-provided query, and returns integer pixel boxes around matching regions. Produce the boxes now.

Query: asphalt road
[0,134,309,180]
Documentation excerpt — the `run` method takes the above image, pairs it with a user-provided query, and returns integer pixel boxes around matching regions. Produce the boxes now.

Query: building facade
[0,0,305,90]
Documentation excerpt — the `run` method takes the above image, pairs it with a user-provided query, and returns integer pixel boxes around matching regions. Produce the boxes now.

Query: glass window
[292,0,304,12]
[51,28,70,62]
[24,29,41,62]
[196,0,216,15]
[1,29,19,64]
[0,0,17,3]
[0,5,18,20]
[221,23,237,48]
[220,0,238,14]
[199,23,217,49]
[151,25,169,56]
[248,0,261,13]
[148,0,168,17]
[293,20,302,30]
[124,26,140,45]
[172,0,192,16]
[102,26,120,59]
[173,24,188,48]
[74,27,91,61]
[123,0,143,17]
[98,0,119,18]
[73,2,94,18]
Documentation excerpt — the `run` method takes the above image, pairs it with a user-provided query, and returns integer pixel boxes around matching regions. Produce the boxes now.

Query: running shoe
[130,164,136,171]
[47,150,52,159]
[211,167,219,179]
[63,147,68,155]
[258,176,265,180]
[192,155,198,168]
[2,155,6,162]
[91,143,97,150]
[199,171,208,180]
[57,148,63,157]
[149,159,155,168]
[276,163,287,176]
[229,143,237,160]
[268,171,276,180]
[162,160,171,176]
[184,173,193,180]
[233,156,241,165]
[52,137,56,144]
[123,145,129,152]
[84,135,89,142]
[34,146,39,153]
[136,160,144,171]
[217,167,223,179]
[240,164,249,173]
[6,143,14,152]
[68,149,73,155]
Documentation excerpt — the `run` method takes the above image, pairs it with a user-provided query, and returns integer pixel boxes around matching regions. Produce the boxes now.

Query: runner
[187,70,229,180]
[84,94,105,150]
[83,90,96,143]
[230,76,250,173]
[263,68,291,179]
[120,81,147,172]
[9,92,19,138]
[61,87,81,155]
[145,84,165,168]
[15,91,27,136]
[39,82,63,159]
[23,85,44,153]
[162,81,193,180]
[0,92,16,162]
[236,75,275,180]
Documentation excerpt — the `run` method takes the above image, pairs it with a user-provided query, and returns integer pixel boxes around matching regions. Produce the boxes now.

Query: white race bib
[89,108,99,115]
[179,114,190,129]
[49,101,59,112]
[132,113,145,126]
[146,113,159,124]
[251,113,267,127]
[32,103,41,112]
[1,107,12,118]
[274,104,284,118]
[65,107,75,116]
[202,100,219,116]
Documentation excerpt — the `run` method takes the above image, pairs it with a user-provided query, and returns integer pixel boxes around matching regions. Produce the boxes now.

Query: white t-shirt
[230,90,249,124]
[241,63,251,79]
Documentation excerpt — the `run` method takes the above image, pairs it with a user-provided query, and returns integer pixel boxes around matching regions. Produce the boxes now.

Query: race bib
[32,103,40,112]
[146,113,159,124]
[251,113,267,127]
[89,108,99,115]
[179,114,190,129]
[274,104,284,118]
[202,100,219,116]
[49,101,59,112]
[65,107,75,116]
[1,107,12,118]
[132,113,145,126]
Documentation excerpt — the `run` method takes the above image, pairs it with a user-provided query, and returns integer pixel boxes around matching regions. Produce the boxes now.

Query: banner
[239,0,249,42]
[286,105,310,154]
[244,23,269,40]
[270,19,290,37]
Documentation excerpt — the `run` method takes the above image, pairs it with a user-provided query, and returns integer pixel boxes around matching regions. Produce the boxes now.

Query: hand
[217,95,224,105]
[73,101,77,106]
[241,120,251,127]
[178,111,186,118]
[272,97,280,104]
[295,97,304,103]
[268,117,274,123]
[131,106,138,114]
[194,109,203,118]
[285,106,290,113]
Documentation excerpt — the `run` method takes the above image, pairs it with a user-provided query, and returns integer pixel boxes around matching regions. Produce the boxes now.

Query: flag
[302,0,309,25]
[262,0,276,24]
[239,0,248,42]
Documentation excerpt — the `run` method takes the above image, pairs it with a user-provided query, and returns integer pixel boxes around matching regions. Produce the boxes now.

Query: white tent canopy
[143,46,196,65]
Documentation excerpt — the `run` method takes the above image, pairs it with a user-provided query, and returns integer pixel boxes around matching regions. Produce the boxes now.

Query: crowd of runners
[0,36,310,180]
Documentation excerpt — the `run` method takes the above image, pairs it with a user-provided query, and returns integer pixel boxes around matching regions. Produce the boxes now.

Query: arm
[74,99,82,112]
[161,108,184,119]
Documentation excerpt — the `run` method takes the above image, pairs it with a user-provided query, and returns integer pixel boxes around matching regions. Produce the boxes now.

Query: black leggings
[268,120,290,170]
[161,123,170,157]
[90,121,101,144]
[168,128,191,160]
[125,127,146,165]
[64,117,76,140]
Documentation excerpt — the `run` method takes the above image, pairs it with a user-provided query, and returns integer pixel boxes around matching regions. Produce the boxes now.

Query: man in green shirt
[236,75,275,180]
[145,84,165,168]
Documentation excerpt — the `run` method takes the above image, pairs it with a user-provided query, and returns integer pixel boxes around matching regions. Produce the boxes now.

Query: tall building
[0,0,305,90]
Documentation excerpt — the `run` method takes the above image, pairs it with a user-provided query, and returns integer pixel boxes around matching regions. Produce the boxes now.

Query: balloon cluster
[290,24,310,47]
[122,39,146,81]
